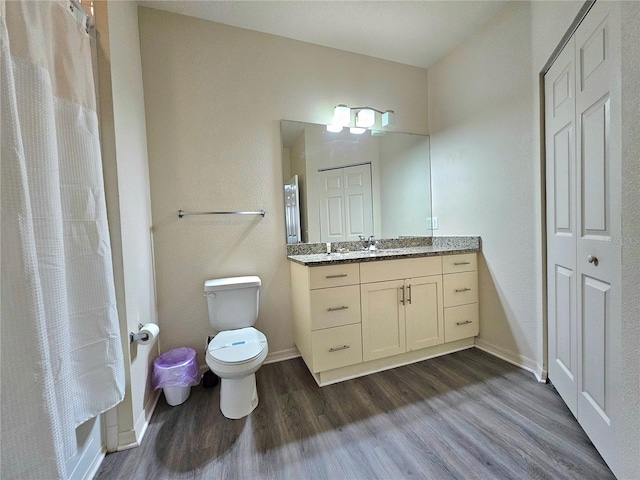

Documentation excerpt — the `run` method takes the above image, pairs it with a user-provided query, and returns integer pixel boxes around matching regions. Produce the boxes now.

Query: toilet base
[219,373,258,419]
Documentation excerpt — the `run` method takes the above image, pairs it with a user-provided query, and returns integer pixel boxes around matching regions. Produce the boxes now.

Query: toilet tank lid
[204,276,261,292]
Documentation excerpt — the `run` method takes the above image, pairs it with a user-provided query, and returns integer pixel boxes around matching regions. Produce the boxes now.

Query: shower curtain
[1,2,124,478]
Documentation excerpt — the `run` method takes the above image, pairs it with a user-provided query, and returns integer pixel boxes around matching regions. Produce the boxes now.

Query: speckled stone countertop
[287,236,481,266]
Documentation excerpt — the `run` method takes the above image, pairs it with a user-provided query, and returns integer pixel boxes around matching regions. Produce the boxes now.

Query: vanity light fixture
[329,104,396,135]
[356,108,375,128]
[334,104,351,126]
[382,110,395,127]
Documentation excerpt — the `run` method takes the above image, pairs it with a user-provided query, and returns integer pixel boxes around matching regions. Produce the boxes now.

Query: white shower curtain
[1,2,125,478]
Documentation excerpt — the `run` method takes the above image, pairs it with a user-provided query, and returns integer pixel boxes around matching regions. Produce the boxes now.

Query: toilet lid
[208,327,267,364]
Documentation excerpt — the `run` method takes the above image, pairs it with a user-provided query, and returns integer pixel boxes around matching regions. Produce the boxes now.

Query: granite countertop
[287,236,481,266]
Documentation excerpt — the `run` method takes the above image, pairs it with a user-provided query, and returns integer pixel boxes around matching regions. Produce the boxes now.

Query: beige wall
[429,1,639,475]
[379,133,431,237]
[620,3,640,477]
[137,7,428,365]
[95,1,158,449]
[428,1,582,377]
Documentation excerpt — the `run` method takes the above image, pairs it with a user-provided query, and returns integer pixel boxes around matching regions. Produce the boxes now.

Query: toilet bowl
[204,276,268,419]
[205,327,268,419]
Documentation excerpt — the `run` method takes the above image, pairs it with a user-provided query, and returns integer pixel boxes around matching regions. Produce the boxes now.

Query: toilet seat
[207,327,267,365]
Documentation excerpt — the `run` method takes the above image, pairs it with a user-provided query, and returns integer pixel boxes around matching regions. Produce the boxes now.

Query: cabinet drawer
[442,253,477,274]
[310,285,361,330]
[360,256,441,283]
[444,271,478,307]
[444,303,479,342]
[309,264,360,289]
[311,323,363,372]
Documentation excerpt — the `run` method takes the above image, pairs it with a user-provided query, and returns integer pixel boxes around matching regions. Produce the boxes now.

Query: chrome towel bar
[178,209,266,218]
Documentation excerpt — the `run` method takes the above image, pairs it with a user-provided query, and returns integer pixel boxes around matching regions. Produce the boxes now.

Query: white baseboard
[134,389,161,444]
[116,390,161,451]
[264,347,300,364]
[83,447,105,480]
[474,339,547,382]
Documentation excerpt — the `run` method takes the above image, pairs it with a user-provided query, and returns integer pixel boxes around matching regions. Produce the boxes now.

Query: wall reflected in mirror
[281,120,432,244]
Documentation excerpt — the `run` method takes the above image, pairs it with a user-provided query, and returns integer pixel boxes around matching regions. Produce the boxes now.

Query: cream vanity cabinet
[442,253,479,341]
[290,262,363,373]
[360,256,443,361]
[290,252,479,385]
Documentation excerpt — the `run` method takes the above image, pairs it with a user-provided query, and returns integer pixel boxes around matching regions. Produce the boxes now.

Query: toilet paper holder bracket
[130,323,149,344]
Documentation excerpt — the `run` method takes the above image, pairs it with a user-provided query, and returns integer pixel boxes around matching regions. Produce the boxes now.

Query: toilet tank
[204,276,261,331]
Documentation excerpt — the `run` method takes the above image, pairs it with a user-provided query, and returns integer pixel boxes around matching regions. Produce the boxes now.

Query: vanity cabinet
[442,253,479,342]
[290,252,479,385]
[360,257,443,361]
[290,262,363,373]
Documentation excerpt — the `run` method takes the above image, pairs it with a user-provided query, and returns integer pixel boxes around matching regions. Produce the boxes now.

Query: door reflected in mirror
[281,120,432,244]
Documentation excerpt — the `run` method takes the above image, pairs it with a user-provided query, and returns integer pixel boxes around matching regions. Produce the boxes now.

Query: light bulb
[334,104,351,126]
[356,108,375,128]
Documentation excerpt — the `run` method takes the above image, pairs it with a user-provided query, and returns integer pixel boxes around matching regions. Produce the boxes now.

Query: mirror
[281,120,432,244]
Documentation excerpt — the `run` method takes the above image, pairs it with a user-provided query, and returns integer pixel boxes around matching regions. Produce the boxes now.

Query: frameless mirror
[281,120,432,244]
[280,120,433,243]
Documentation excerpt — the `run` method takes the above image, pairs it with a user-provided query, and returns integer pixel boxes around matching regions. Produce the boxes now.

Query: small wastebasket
[152,347,200,406]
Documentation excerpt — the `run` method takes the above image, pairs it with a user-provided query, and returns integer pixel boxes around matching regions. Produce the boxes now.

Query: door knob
[587,255,599,266]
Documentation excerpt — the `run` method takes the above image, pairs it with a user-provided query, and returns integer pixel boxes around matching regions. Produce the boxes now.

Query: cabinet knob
[587,255,599,266]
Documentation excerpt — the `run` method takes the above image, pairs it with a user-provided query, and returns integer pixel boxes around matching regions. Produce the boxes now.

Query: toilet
[204,276,268,419]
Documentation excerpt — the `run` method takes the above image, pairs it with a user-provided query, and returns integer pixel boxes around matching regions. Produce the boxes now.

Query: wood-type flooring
[95,348,614,479]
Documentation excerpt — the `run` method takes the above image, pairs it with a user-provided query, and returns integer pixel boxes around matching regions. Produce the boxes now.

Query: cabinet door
[361,280,405,361]
[405,276,444,351]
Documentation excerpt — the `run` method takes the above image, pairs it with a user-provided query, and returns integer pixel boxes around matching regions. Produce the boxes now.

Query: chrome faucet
[359,235,378,251]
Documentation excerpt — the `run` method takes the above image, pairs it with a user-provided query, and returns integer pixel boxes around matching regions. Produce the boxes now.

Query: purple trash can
[152,347,200,406]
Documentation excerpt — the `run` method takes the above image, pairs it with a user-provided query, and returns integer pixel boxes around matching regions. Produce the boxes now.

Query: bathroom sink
[367,248,406,256]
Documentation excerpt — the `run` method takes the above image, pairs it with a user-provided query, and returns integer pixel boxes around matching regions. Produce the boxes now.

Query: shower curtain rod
[69,0,94,30]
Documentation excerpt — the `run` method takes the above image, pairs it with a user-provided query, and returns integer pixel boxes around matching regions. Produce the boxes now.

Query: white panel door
[318,164,373,242]
[574,2,621,470]
[344,166,373,240]
[318,170,346,241]
[545,38,578,416]
[545,2,621,474]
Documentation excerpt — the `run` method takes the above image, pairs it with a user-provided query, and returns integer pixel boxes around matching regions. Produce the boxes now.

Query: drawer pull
[326,274,348,279]
[400,286,405,305]
[455,288,471,293]
[327,306,349,312]
[329,345,350,352]
[456,320,473,326]
[407,284,412,305]
[454,261,471,265]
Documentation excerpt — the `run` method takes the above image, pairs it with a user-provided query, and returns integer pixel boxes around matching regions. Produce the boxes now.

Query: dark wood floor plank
[95,348,614,480]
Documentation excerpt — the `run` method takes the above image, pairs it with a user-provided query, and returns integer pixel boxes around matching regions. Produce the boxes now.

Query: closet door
[545,1,621,474]
[545,38,578,416]
[318,164,373,242]
[574,2,621,468]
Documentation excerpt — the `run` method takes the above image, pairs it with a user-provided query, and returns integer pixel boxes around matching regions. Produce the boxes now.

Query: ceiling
[139,1,509,69]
